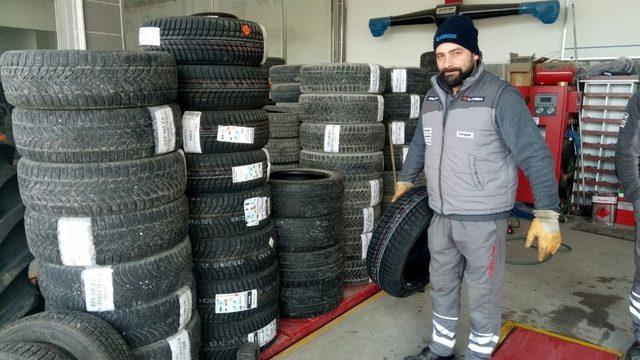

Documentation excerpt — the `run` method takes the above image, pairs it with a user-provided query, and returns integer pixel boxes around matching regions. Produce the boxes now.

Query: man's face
[435,42,479,88]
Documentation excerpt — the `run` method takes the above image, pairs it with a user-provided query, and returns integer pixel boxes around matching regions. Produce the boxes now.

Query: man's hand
[391,182,413,202]
[525,209,562,261]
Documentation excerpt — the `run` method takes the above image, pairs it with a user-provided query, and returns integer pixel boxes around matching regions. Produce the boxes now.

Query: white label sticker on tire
[410,95,421,119]
[402,146,409,164]
[361,233,373,259]
[81,267,115,312]
[217,126,255,144]
[148,105,176,155]
[363,207,375,233]
[182,111,202,153]
[176,286,192,330]
[391,69,407,93]
[139,27,161,46]
[167,329,190,360]
[324,125,341,153]
[57,217,96,266]
[215,289,258,314]
[376,95,384,122]
[368,64,380,93]
[261,148,271,180]
[232,162,263,183]
[244,197,270,226]
[369,179,381,207]
[259,24,268,65]
[269,237,275,248]
[391,122,405,145]
[248,319,277,346]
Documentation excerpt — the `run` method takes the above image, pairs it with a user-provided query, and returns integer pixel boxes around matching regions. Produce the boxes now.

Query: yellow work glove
[391,182,413,202]
[525,209,562,262]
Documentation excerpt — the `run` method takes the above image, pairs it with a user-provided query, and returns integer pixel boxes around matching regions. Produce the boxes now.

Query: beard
[441,62,476,88]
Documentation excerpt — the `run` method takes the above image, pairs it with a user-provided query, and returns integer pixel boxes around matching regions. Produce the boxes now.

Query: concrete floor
[276,217,636,360]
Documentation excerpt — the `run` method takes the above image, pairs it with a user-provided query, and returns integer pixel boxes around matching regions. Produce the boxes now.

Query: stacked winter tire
[270,169,345,318]
[382,67,430,209]
[298,63,386,286]
[0,49,199,359]
[265,65,302,171]
[140,13,279,359]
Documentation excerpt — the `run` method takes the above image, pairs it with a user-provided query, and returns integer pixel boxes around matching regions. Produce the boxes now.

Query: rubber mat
[494,322,621,360]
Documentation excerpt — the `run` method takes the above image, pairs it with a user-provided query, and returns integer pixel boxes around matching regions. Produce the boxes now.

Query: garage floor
[275,217,636,359]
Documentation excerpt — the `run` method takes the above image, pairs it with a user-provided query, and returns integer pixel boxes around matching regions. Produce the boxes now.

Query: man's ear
[473,53,480,62]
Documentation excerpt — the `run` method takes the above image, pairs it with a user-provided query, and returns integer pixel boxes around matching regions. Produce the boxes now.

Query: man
[615,91,640,360]
[394,15,562,360]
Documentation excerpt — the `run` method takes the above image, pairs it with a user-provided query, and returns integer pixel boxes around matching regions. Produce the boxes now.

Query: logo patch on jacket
[456,131,474,139]
[426,96,439,101]
[620,112,628,128]
[461,96,485,102]
[423,127,433,146]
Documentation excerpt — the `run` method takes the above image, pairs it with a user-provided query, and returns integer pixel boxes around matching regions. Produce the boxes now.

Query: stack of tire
[262,57,286,106]
[298,63,386,286]
[0,50,200,359]
[382,67,431,209]
[269,64,302,107]
[270,169,345,318]
[0,143,41,327]
[139,14,279,359]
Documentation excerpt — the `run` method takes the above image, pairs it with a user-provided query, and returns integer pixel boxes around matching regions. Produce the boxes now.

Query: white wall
[345,0,568,67]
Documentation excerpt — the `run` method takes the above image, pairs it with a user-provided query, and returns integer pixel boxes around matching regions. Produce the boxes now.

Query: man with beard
[394,15,562,360]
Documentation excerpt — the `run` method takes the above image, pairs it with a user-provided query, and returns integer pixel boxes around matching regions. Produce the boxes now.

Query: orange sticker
[242,24,251,36]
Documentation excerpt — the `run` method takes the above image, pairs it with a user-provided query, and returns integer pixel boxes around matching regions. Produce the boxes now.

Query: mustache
[442,67,463,74]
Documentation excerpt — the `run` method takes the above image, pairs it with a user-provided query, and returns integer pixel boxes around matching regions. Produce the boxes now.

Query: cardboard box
[508,53,534,86]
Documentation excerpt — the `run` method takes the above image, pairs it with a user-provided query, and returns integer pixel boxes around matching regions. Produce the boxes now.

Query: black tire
[194,246,275,281]
[18,151,186,217]
[271,162,298,171]
[25,196,188,266]
[299,94,383,124]
[342,205,382,234]
[280,277,342,319]
[267,111,300,139]
[299,150,384,181]
[384,67,431,94]
[47,278,196,349]
[269,65,301,84]
[367,186,432,298]
[269,169,343,218]
[186,150,268,195]
[384,119,418,146]
[0,269,41,328]
[188,184,271,238]
[344,176,383,209]
[0,310,133,360]
[197,262,279,324]
[274,212,341,253]
[0,222,33,294]
[200,305,278,360]
[0,176,25,245]
[182,110,269,154]
[12,105,182,163]
[299,122,385,153]
[383,93,424,121]
[383,144,410,171]
[0,50,177,110]
[264,138,299,163]
[131,311,201,360]
[270,83,301,103]
[342,232,369,261]
[278,243,343,287]
[39,238,193,310]
[262,57,285,69]
[343,259,369,286]
[0,342,74,360]
[235,341,259,360]
[420,51,438,73]
[299,63,385,94]
[192,222,275,259]
[140,16,265,66]
[177,65,269,111]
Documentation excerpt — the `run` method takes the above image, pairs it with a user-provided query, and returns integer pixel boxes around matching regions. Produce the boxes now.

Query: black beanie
[433,15,480,56]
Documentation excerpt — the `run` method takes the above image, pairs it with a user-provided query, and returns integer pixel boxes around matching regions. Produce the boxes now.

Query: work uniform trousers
[630,200,640,340]
[427,213,508,360]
